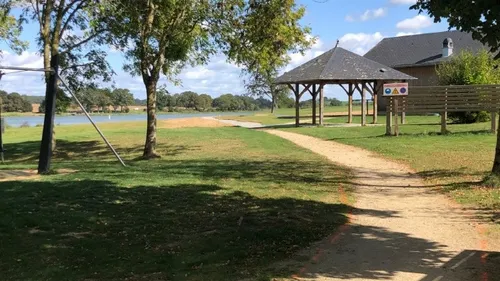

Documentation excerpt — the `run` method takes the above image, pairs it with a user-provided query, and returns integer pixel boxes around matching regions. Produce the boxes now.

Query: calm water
[3,112,251,128]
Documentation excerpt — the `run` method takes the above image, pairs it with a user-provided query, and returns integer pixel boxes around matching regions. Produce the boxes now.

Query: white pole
[57,75,126,167]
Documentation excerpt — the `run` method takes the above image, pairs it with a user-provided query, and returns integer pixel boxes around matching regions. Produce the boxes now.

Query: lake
[2,112,251,128]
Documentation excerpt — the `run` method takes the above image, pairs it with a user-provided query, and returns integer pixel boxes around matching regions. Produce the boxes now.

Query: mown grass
[281,115,500,213]
[0,122,355,281]
[217,105,365,125]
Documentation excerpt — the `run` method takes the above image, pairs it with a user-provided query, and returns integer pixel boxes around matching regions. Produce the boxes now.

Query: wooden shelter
[274,46,416,126]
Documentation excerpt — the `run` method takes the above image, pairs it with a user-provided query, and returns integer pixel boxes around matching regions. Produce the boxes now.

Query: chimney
[442,38,453,57]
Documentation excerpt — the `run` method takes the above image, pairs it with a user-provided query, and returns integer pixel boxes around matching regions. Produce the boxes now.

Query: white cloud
[0,51,45,95]
[396,15,432,30]
[339,32,385,55]
[345,15,355,22]
[390,0,417,4]
[346,8,387,22]
[283,38,326,72]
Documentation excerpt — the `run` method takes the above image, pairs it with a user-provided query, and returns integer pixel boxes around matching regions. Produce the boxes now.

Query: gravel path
[264,130,500,281]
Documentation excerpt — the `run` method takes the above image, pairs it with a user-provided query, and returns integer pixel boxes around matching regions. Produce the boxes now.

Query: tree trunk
[143,79,160,159]
[271,94,276,113]
[492,112,500,175]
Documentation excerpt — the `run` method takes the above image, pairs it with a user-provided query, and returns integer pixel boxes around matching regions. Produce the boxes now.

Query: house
[364,30,487,111]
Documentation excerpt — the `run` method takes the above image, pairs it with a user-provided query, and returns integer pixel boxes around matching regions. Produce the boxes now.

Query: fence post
[491,111,497,133]
[441,87,448,135]
[441,111,447,134]
[394,98,399,136]
[386,97,392,135]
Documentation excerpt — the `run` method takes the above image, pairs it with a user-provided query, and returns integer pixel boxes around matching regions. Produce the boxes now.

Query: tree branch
[60,28,109,54]
[59,0,88,41]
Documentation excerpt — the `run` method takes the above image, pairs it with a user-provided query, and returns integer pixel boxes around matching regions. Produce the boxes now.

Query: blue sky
[0,0,450,100]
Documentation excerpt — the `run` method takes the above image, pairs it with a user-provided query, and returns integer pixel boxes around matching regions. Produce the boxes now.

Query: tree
[110,88,134,112]
[437,50,500,123]
[412,1,500,59]
[412,0,500,176]
[20,0,113,89]
[40,88,72,113]
[2,92,32,112]
[106,0,312,158]
[194,94,212,111]
[96,88,112,113]
[245,70,290,113]
[0,2,27,55]
[105,0,217,158]
[156,87,169,111]
[178,91,199,109]
[230,1,312,113]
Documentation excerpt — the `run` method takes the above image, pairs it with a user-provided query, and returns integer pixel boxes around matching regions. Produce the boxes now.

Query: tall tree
[106,0,312,158]
[412,0,500,59]
[105,0,214,158]
[20,0,113,90]
[412,0,500,176]
[225,0,313,113]
[0,1,27,55]
[245,69,289,113]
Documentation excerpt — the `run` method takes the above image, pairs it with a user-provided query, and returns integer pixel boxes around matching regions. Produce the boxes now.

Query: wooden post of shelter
[311,84,317,125]
[373,82,379,124]
[348,84,353,123]
[293,83,300,127]
[319,83,325,125]
[361,83,367,126]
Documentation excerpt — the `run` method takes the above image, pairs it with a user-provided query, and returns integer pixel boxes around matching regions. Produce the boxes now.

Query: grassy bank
[217,105,365,125]
[0,122,353,280]
[281,115,499,213]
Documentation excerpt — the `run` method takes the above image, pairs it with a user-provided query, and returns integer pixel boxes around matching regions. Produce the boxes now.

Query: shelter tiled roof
[275,47,415,84]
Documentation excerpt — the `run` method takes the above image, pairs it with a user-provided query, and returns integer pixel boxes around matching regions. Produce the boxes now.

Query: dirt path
[262,130,500,281]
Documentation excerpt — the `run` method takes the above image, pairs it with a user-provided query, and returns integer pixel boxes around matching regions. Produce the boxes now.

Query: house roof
[364,30,487,68]
[275,46,415,84]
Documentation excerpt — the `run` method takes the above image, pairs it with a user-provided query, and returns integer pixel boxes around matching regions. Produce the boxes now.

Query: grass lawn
[281,115,500,213]
[0,122,353,281]
[217,105,365,125]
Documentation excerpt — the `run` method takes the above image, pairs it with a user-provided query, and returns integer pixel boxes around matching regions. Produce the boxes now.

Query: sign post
[383,83,408,136]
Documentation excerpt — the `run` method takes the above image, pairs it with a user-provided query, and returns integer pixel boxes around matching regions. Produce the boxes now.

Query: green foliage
[232,1,312,113]
[194,94,212,111]
[76,88,113,113]
[437,50,500,123]
[109,89,135,112]
[330,98,343,106]
[412,0,500,58]
[0,90,32,112]
[212,94,259,111]
[20,0,113,90]
[0,8,27,54]
[39,88,72,114]
[437,50,500,85]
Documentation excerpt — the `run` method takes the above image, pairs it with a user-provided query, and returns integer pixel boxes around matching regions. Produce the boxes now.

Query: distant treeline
[0,91,33,112]
[156,90,276,112]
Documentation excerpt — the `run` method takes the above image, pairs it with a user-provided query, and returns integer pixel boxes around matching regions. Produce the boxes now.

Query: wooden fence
[385,85,500,135]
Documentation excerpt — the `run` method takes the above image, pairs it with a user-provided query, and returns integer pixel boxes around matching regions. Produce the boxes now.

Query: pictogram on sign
[383,83,408,96]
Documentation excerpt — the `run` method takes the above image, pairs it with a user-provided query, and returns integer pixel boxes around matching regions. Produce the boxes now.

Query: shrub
[437,50,500,124]
[20,121,30,128]
[448,111,490,124]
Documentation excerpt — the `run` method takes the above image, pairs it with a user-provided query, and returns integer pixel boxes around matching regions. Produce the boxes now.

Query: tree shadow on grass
[0,179,391,281]
[1,140,199,165]
[1,179,477,281]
